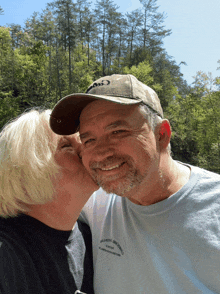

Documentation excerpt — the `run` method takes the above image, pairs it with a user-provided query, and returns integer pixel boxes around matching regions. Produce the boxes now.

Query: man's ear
[157,119,171,150]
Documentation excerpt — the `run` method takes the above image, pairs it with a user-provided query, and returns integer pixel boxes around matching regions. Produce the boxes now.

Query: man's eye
[112,130,126,134]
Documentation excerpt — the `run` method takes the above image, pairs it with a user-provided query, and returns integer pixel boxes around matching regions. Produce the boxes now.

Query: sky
[0,0,219,85]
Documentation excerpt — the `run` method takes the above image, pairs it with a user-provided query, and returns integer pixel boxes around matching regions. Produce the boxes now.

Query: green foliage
[0,93,20,130]
[0,27,20,129]
[167,71,220,173]
[0,27,11,51]
[60,45,97,95]
[167,93,200,166]
[1,0,220,173]
[123,60,162,93]
[12,42,49,107]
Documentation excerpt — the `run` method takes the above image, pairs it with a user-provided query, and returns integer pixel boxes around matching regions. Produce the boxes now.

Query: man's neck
[126,159,191,206]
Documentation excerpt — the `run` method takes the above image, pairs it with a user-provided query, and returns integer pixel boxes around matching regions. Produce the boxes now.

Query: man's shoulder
[189,164,220,182]
[181,163,220,199]
[178,161,220,181]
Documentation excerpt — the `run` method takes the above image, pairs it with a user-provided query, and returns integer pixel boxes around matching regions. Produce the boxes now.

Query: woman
[0,109,98,294]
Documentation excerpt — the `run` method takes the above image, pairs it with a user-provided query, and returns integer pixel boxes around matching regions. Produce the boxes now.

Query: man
[50,74,220,293]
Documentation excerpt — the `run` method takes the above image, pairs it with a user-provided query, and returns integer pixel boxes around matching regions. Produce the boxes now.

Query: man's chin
[96,179,135,197]
[91,168,143,196]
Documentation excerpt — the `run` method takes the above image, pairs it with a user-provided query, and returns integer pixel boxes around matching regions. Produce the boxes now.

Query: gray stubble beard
[91,161,144,196]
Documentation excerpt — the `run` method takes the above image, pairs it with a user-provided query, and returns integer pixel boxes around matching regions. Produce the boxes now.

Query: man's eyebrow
[80,120,129,139]
[105,120,130,130]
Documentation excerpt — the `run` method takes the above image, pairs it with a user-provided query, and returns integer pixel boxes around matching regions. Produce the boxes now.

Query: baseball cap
[50,74,163,135]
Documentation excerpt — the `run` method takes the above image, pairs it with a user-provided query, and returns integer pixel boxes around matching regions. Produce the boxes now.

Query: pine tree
[94,0,120,75]
[48,0,77,91]
[0,6,4,15]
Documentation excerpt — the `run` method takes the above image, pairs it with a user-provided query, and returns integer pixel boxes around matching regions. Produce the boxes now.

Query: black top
[0,214,94,294]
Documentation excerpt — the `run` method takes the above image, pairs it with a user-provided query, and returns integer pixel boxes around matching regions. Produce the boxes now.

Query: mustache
[89,155,129,170]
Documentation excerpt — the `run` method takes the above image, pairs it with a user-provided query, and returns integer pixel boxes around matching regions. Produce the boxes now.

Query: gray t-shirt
[80,163,220,293]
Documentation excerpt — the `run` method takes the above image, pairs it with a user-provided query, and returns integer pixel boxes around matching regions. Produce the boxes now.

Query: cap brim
[50,93,141,135]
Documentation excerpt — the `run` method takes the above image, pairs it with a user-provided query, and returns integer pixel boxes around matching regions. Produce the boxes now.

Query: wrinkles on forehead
[80,100,136,127]
[80,100,135,121]
[79,101,149,143]
[80,101,105,126]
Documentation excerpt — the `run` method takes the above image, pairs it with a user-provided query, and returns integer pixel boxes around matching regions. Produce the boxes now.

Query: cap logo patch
[86,79,110,93]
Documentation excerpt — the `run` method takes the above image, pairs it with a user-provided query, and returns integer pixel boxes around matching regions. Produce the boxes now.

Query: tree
[166,70,220,173]
[75,0,97,66]
[1,0,193,136]
[48,0,77,91]
[0,27,16,96]
[152,53,178,109]
[75,0,90,47]
[0,6,4,15]
[84,13,98,66]
[94,0,120,75]
[71,45,97,92]
[191,71,220,172]
[123,60,161,92]
[105,9,122,74]
[139,0,171,55]
[114,16,127,71]
[39,9,56,98]
[8,24,23,48]
[125,9,142,67]
[167,92,201,166]
[0,27,20,129]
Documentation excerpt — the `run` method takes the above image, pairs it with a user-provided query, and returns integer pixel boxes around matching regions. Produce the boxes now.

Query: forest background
[0,0,220,173]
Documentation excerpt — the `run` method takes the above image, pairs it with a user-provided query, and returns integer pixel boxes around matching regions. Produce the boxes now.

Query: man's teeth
[101,164,121,171]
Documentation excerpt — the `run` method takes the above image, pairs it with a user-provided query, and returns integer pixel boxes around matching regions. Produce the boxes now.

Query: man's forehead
[80,100,136,122]
[79,101,146,138]
[80,100,116,118]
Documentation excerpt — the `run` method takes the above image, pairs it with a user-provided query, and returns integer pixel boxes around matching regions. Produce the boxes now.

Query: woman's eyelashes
[58,137,74,149]
[61,143,72,148]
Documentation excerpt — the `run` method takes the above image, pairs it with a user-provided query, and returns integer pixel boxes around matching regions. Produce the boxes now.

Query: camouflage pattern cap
[50,74,163,135]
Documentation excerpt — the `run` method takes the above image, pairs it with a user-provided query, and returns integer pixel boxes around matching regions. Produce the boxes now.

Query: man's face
[79,100,162,198]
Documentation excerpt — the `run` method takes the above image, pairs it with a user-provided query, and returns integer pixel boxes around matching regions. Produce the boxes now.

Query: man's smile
[91,161,128,179]
[98,162,125,171]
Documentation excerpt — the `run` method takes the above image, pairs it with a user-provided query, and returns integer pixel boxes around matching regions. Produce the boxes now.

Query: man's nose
[93,136,115,161]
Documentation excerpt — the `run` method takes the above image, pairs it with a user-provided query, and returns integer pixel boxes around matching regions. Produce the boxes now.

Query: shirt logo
[99,239,124,257]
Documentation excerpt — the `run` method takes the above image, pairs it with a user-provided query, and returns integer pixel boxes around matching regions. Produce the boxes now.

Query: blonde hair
[0,109,60,218]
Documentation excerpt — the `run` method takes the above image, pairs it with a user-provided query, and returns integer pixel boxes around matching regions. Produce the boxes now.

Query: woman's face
[54,133,98,193]
[55,134,82,172]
